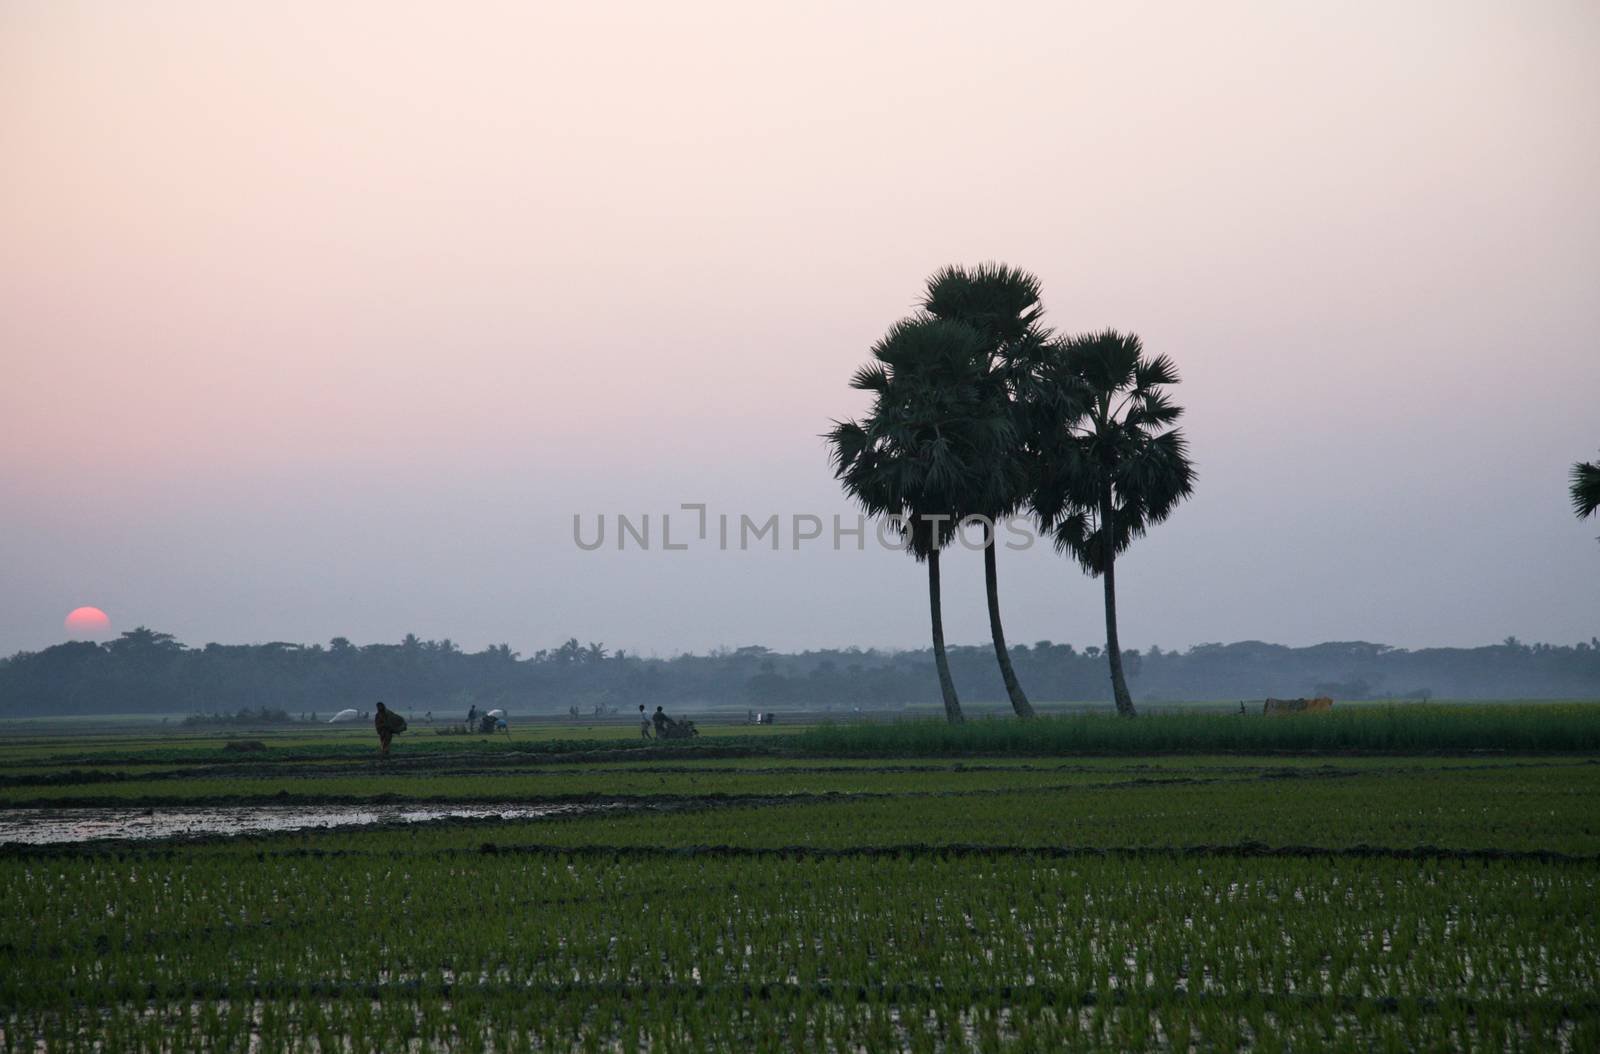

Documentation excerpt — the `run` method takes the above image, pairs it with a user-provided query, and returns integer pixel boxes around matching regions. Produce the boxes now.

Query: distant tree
[1121,648,1143,679]
[1029,332,1195,717]
[922,263,1050,718]
[108,627,182,657]
[828,317,1010,723]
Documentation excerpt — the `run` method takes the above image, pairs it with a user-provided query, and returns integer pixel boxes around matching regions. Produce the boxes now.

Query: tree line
[2,629,1597,718]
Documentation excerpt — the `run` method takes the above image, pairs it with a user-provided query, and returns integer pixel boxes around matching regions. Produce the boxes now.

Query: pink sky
[2,2,1597,657]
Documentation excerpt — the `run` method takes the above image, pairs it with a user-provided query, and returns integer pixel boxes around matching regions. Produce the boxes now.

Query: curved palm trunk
[1102,555,1136,717]
[1100,493,1137,718]
[927,549,964,724]
[983,527,1034,718]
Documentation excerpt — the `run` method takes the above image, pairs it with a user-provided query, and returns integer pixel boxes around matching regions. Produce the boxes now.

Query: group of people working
[639,703,688,738]
[371,701,693,755]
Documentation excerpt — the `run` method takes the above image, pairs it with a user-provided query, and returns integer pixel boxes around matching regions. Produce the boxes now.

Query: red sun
[64,606,112,636]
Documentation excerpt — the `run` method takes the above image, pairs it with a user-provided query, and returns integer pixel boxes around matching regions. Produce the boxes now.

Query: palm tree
[922,263,1048,718]
[1573,456,1600,528]
[1028,331,1195,717]
[827,317,1011,724]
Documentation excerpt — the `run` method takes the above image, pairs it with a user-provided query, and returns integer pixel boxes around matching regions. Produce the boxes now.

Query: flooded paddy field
[0,802,600,846]
[1,710,1597,1050]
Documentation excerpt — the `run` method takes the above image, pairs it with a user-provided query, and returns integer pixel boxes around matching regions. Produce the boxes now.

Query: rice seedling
[2,852,1593,1050]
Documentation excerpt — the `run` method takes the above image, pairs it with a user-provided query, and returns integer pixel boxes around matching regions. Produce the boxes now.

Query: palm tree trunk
[1101,493,1137,717]
[927,548,964,724]
[983,526,1034,718]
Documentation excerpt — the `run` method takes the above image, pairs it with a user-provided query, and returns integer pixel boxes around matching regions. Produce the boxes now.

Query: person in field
[652,705,670,737]
[639,704,652,739]
[374,701,406,756]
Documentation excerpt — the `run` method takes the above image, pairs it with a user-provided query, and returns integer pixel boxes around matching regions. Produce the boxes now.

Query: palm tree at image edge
[1573,456,1600,531]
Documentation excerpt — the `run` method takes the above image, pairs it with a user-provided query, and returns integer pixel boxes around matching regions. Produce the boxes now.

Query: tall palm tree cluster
[827,264,1195,721]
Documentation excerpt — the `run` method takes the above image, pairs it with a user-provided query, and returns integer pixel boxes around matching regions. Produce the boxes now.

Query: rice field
[2,706,1597,1051]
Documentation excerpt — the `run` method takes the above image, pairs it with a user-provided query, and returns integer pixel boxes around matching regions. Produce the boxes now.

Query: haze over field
[2,1,1597,658]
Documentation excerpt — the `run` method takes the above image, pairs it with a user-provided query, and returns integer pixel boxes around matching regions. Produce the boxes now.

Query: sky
[2,1,1597,659]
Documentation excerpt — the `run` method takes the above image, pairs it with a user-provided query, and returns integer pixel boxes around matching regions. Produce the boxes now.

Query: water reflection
[0,804,587,845]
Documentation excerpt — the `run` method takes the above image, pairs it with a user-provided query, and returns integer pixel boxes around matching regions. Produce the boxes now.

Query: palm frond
[849,363,890,394]
[922,262,1044,347]
[823,419,869,477]
[1134,352,1180,391]
[1124,389,1184,429]
[1118,428,1196,523]
[1061,330,1139,399]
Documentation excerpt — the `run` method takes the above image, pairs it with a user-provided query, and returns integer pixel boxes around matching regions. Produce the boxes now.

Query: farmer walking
[374,701,406,757]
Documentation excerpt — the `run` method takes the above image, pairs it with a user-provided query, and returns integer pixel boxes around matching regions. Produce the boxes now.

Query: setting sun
[63,606,111,637]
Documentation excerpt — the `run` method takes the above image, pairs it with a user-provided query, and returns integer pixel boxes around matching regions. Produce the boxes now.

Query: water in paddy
[0,803,592,845]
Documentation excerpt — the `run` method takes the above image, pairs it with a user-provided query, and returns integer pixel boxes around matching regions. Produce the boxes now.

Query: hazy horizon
[21,622,1600,660]
[4,1,1597,661]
